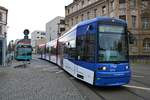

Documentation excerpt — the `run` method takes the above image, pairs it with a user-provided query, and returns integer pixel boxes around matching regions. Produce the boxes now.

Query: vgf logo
[111,64,117,68]
[110,64,117,72]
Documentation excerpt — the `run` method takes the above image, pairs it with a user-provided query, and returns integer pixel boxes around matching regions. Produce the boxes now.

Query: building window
[71,18,74,26]
[143,38,150,52]
[82,0,84,7]
[130,0,136,8]
[76,4,79,10]
[60,19,65,24]
[94,9,97,18]
[110,0,115,10]
[131,15,136,29]
[142,17,150,30]
[133,36,137,46]
[76,16,78,24]
[88,0,91,4]
[81,14,84,21]
[41,32,45,35]
[102,6,106,15]
[119,15,126,21]
[74,5,77,11]
[87,12,90,19]
[141,0,149,11]
[0,13,2,21]
[68,19,71,28]
[119,0,125,4]
[66,19,69,27]
[72,6,74,12]
[68,9,70,14]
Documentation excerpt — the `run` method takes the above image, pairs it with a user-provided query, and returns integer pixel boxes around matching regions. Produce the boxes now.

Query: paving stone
[0,56,84,100]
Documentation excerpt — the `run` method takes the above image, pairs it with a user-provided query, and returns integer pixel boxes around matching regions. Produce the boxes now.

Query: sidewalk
[0,56,85,100]
[4,59,24,68]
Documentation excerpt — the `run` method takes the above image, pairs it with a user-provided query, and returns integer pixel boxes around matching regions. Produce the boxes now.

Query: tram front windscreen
[98,25,128,62]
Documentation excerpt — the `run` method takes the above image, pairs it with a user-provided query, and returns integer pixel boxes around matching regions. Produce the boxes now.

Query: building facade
[65,0,150,58]
[46,16,65,42]
[31,31,47,53]
[0,6,8,66]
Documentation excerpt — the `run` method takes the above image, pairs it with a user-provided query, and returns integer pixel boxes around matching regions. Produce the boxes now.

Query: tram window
[68,40,76,60]
[43,46,46,54]
[49,47,51,54]
[76,34,95,62]
[76,36,84,60]
[46,47,49,53]
[84,34,95,62]
[64,43,67,54]
[51,46,56,55]
[63,42,69,58]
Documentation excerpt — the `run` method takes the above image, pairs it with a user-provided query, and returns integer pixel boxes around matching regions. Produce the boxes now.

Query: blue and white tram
[39,17,131,86]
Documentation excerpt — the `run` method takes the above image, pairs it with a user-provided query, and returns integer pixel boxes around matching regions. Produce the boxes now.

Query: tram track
[68,76,146,100]
[63,73,107,100]
[123,86,148,100]
[71,78,149,100]
[133,71,150,77]
[90,85,149,100]
[132,78,150,87]
[64,70,149,100]
[132,71,150,87]
[89,87,107,100]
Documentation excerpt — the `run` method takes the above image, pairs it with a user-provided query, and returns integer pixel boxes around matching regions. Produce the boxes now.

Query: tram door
[0,40,3,65]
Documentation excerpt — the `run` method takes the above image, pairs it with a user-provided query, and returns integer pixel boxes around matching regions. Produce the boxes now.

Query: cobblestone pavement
[0,57,84,100]
[1,55,150,100]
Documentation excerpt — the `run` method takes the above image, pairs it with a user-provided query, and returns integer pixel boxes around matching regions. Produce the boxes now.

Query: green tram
[15,44,32,61]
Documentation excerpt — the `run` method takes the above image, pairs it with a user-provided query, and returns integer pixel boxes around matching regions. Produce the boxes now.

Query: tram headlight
[102,66,107,70]
[98,66,107,71]
[125,66,129,70]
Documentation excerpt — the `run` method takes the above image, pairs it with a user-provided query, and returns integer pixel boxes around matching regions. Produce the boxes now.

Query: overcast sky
[0,0,73,43]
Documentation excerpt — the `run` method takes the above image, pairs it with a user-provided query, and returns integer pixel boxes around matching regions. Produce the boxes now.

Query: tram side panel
[60,24,96,85]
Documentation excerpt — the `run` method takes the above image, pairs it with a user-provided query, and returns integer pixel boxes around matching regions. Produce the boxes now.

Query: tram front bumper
[94,71,131,86]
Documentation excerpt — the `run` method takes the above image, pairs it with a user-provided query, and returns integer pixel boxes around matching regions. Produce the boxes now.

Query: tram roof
[77,16,127,27]
[59,17,127,40]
